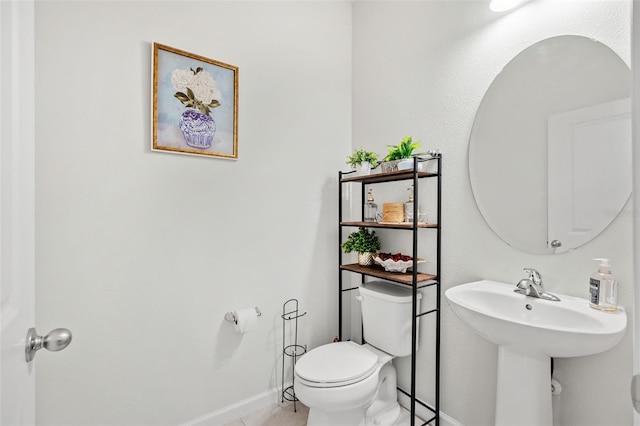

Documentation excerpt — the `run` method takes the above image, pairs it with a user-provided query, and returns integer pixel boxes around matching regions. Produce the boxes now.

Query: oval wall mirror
[469,35,631,255]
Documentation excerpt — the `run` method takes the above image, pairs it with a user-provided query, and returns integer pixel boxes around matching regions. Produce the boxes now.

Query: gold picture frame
[152,43,238,159]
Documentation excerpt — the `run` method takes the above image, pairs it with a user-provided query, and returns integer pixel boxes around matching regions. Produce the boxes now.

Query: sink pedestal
[496,346,552,426]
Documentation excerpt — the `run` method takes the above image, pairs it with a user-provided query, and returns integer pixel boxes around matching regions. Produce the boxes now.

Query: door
[1,1,36,423]
[634,3,640,425]
[547,98,632,253]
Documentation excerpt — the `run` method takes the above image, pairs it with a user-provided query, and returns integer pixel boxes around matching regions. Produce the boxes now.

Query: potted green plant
[342,227,381,266]
[381,136,425,172]
[346,148,380,176]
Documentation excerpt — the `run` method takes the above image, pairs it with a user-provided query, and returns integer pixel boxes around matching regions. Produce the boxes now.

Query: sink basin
[445,279,626,358]
[445,279,627,426]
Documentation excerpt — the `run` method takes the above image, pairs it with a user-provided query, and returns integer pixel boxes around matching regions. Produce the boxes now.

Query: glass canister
[364,189,378,222]
[405,186,414,223]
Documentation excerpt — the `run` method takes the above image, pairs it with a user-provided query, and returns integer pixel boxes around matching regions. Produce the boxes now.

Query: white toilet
[294,281,421,426]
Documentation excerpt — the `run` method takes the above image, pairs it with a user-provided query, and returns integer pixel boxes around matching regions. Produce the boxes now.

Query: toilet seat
[295,342,378,388]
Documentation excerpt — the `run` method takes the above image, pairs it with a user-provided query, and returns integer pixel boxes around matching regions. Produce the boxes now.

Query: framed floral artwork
[152,43,238,159]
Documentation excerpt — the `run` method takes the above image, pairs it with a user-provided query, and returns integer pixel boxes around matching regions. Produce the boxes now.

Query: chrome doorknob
[25,327,72,363]
[632,375,640,413]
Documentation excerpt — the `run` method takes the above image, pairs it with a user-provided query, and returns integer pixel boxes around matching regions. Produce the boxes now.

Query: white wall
[353,1,632,425]
[34,1,351,424]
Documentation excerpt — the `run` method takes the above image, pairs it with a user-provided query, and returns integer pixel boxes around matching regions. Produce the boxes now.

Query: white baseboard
[397,391,463,426]
[180,387,281,426]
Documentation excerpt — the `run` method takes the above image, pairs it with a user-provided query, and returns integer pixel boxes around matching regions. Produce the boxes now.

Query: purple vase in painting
[179,109,216,149]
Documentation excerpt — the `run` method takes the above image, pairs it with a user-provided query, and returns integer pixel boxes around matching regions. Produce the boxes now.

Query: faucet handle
[523,268,542,285]
[516,278,532,290]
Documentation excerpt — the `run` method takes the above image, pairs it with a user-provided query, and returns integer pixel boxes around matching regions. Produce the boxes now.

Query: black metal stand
[338,153,442,426]
[281,299,307,412]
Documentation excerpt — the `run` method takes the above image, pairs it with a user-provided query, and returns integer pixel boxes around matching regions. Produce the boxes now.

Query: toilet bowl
[294,281,420,426]
[294,341,400,426]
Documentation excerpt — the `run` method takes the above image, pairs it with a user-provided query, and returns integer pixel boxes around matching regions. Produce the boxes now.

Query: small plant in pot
[382,136,425,172]
[346,148,380,175]
[342,227,381,266]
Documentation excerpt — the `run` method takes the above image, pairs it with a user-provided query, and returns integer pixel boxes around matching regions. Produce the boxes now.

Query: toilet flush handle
[355,295,363,302]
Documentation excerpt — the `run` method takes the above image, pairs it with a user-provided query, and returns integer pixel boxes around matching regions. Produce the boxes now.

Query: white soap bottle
[589,258,618,312]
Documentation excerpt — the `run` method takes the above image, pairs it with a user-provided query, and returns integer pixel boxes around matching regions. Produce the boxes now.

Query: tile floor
[224,401,429,426]
[224,401,309,426]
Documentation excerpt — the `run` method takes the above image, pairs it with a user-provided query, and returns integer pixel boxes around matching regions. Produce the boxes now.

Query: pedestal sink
[445,280,627,426]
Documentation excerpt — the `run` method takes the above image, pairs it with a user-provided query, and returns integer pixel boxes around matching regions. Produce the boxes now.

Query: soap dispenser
[589,258,618,312]
[404,185,414,223]
[364,189,377,222]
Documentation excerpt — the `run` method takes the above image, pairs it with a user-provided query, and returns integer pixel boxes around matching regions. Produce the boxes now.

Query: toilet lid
[295,342,378,385]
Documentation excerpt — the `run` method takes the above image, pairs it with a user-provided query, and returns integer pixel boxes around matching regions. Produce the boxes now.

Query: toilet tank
[358,281,422,357]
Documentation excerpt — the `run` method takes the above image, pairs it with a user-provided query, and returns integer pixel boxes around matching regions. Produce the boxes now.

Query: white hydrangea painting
[152,43,238,159]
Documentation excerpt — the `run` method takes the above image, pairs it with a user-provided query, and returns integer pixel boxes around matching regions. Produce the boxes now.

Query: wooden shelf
[340,263,437,285]
[341,221,438,230]
[340,169,437,184]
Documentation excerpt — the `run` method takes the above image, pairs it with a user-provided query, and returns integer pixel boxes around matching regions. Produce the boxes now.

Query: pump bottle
[589,258,618,312]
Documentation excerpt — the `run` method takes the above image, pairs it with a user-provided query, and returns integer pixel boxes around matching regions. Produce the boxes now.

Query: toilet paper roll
[233,308,258,333]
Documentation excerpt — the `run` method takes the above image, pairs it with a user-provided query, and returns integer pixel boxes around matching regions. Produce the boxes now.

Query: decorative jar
[179,109,216,149]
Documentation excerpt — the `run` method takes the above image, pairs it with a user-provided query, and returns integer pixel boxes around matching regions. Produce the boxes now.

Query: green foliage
[174,87,220,115]
[342,227,381,254]
[346,148,380,168]
[384,136,423,161]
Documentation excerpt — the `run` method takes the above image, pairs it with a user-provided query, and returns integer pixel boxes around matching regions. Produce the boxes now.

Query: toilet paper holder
[225,307,261,324]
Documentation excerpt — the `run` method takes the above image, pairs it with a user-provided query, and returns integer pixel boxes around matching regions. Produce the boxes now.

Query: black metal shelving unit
[338,154,441,426]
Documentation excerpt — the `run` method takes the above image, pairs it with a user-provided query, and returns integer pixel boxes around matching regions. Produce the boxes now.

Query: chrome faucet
[515,268,560,301]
